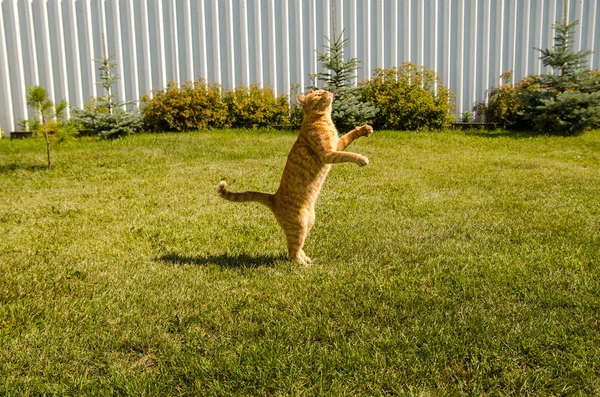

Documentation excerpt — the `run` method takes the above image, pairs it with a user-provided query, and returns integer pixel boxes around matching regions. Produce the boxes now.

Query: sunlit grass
[1,129,599,395]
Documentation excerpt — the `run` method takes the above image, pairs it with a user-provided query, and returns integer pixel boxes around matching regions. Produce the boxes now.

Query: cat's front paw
[356,156,370,167]
[357,125,373,137]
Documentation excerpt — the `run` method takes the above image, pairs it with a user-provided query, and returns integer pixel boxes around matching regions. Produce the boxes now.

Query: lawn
[1,129,599,395]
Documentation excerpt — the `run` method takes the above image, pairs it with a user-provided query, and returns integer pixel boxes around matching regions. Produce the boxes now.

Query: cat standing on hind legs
[217,89,373,266]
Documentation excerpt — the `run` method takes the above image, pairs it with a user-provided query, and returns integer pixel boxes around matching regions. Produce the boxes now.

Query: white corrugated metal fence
[1,0,600,133]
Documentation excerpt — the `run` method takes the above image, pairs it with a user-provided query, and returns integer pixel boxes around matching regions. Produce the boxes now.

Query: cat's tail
[217,181,275,210]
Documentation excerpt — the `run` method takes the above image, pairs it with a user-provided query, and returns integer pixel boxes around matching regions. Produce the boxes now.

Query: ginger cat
[217,89,373,266]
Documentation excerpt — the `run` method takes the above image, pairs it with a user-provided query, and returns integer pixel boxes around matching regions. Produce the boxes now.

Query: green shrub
[223,85,290,128]
[141,82,293,131]
[288,104,303,130]
[481,71,541,128]
[287,84,304,129]
[140,80,227,132]
[360,63,455,131]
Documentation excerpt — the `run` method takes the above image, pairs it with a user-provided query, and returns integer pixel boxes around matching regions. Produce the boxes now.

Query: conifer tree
[522,16,600,135]
[95,53,120,115]
[72,42,142,139]
[26,86,71,169]
[312,25,377,133]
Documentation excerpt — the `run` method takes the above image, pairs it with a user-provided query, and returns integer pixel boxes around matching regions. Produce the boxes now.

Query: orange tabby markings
[217,89,373,266]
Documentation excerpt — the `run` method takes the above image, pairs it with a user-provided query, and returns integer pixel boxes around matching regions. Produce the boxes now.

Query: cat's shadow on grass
[159,252,287,269]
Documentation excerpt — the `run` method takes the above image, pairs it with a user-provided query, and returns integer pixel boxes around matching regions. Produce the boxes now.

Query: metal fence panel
[1,0,599,133]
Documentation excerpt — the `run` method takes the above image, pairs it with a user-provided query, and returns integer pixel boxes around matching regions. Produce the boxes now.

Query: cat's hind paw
[302,255,313,266]
[292,252,313,267]
[296,257,312,267]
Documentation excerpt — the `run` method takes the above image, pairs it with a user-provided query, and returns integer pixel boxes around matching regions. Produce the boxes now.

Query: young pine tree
[522,18,600,135]
[312,31,377,133]
[26,86,72,169]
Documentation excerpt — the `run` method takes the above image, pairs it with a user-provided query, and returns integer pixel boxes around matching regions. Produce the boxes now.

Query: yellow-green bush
[479,71,541,128]
[223,85,290,128]
[360,63,455,131]
[141,81,291,131]
[140,79,227,132]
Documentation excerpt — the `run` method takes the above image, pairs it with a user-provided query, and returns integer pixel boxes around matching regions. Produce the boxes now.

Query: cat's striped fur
[217,89,373,266]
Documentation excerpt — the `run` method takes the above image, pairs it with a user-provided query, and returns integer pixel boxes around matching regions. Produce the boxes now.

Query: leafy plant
[483,71,541,128]
[140,79,228,132]
[223,85,290,129]
[312,31,377,133]
[360,63,455,131]
[26,85,73,169]
[72,49,142,139]
[141,81,293,131]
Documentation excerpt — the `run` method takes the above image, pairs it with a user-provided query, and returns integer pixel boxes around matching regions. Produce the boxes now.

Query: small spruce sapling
[72,46,142,139]
[26,86,72,169]
[521,17,600,135]
[312,31,377,133]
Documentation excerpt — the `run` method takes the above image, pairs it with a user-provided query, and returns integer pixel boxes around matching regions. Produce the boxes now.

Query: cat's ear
[296,93,306,107]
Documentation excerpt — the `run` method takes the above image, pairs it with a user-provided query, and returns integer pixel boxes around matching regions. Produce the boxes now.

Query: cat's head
[296,90,333,113]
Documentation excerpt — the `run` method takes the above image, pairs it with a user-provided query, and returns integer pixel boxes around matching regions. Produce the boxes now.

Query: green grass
[1,129,599,396]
